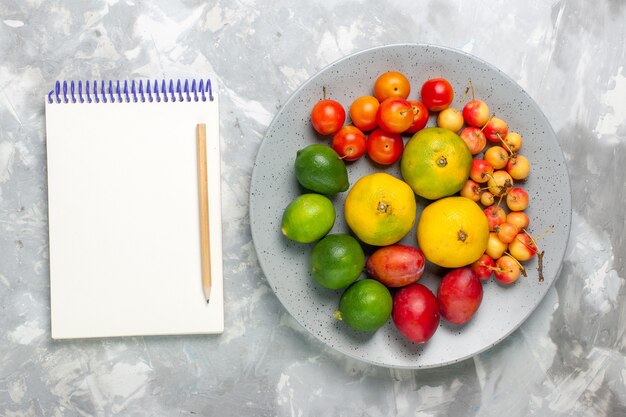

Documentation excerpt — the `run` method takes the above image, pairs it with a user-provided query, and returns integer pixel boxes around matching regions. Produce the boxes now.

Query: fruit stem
[537,251,545,282]
[481,113,495,131]
[461,86,470,104]
[497,132,515,156]
[469,79,476,101]
[496,192,505,207]
[516,233,537,253]
[535,225,555,240]
[504,251,527,277]
[322,85,327,100]
[437,156,448,167]
[522,228,541,252]
[377,201,389,213]
[333,310,343,321]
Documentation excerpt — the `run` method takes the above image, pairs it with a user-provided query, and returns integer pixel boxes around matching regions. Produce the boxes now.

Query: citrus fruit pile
[280,71,542,345]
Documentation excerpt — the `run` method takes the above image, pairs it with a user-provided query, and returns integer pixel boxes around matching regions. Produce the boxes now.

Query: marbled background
[1,0,624,416]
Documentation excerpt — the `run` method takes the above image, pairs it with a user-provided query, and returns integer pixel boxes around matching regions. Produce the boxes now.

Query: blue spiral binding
[47,79,215,104]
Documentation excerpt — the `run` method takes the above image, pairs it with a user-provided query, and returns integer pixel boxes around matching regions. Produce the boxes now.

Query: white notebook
[45,79,224,339]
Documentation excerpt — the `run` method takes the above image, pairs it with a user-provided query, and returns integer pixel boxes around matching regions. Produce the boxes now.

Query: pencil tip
[206,298,210,304]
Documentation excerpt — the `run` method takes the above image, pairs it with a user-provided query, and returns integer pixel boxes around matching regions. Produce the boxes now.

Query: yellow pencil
[196,123,212,303]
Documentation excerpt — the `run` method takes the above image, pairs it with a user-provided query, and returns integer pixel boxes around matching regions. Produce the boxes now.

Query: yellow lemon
[417,197,489,268]
[344,173,416,246]
[401,127,472,200]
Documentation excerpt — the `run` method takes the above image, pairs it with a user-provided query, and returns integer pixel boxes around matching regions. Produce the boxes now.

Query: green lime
[281,193,335,243]
[310,233,365,289]
[295,144,349,195]
[334,279,392,332]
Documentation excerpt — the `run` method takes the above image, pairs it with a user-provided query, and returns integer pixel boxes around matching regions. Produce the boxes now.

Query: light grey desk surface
[1,1,624,416]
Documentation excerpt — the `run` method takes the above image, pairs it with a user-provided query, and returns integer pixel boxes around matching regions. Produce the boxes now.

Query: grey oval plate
[249,44,571,369]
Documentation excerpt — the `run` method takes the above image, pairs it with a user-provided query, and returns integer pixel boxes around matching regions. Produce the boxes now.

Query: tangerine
[417,196,489,268]
[401,127,472,200]
[344,173,416,246]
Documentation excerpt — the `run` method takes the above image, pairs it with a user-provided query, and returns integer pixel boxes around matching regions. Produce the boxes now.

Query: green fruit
[310,234,365,290]
[295,144,349,195]
[401,127,472,200]
[281,193,335,243]
[334,279,392,332]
